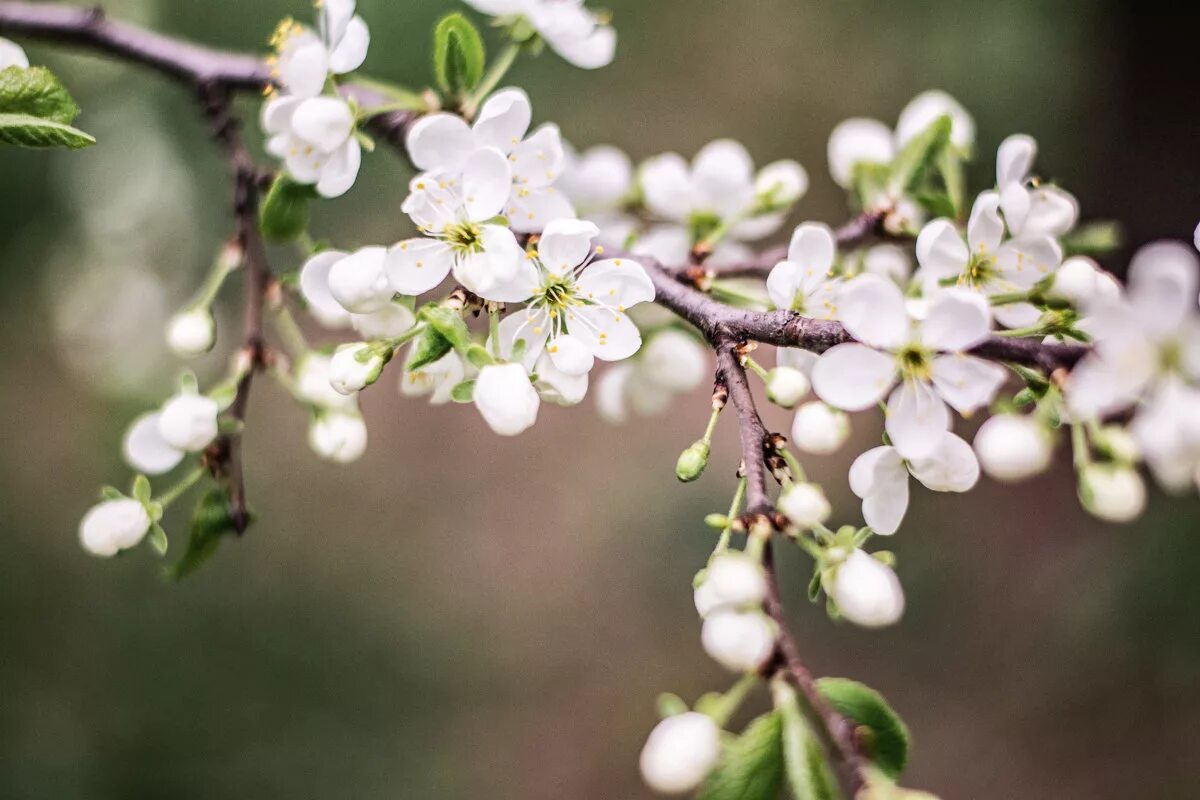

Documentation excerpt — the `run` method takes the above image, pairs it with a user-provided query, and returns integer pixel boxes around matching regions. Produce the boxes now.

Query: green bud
[704,513,730,529]
[675,440,710,482]
[259,174,316,242]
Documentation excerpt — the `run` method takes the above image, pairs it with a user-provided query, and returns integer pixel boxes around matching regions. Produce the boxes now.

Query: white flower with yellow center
[995,134,1079,239]
[267,0,369,98]
[261,94,361,198]
[766,222,842,318]
[462,0,617,69]
[812,275,1006,461]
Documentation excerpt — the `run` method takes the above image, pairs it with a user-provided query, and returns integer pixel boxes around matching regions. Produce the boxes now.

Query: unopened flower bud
[675,440,710,482]
[778,482,831,528]
[308,411,368,463]
[642,330,708,393]
[830,550,905,628]
[973,414,1053,482]
[327,246,394,314]
[329,343,388,395]
[1079,464,1146,523]
[1047,257,1101,306]
[474,363,540,436]
[791,402,850,455]
[1093,425,1139,464]
[157,393,219,452]
[639,712,722,795]
[166,308,216,358]
[79,498,151,557]
[754,160,808,208]
[297,354,358,411]
[765,366,810,408]
[0,37,30,70]
[697,553,767,615]
[701,609,777,672]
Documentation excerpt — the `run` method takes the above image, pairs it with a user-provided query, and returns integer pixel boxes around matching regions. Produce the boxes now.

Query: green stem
[709,674,760,727]
[710,282,766,308]
[346,74,427,110]
[997,324,1047,338]
[465,43,520,114]
[779,447,807,483]
[189,246,240,310]
[988,290,1030,306]
[489,305,502,359]
[387,321,428,350]
[714,478,747,556]
[1070,422,1091,470]
[702,406,721,445]
[156,466,204,509]
[272,303,309,360]
[743,356,770,382]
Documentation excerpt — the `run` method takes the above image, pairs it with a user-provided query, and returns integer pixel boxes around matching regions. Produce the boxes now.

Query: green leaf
[0,112,94,149]
[433,13,485,97]
[935,147,965,217]
[148,522,168,556]
[850,162,891,212]
[406,327,454,371]
[1062,220,1122,258]
[99,486,124,501]
[418,305,473,352]
[697,712,784,800]
[913,191,956,220]
[465,343,495,369]
[889,114,952,195]
[131,474,152,505]
[450,379,476,403]
[817,678,909,780]
[775,681,837,800]
[655,693,688,718]
[259,174,317,243]
[0,66,80,124]
[164,488,242,582]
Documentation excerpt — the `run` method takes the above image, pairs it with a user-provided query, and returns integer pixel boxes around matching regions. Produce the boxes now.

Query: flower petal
[838,274,910,350]
[405,113,474,173]
[849,446,909,536]
[316,137,361,198]
[640,153,692,222]
[384,239,454,296]
[577,257,655,307]
[547,332,595,376]
[994,235,1062,289]
[885,379,950,460]
[996,134,1036,188]
[538,218,599,274]
[327,15,369,74]
[510,123,566,188]
[826,118,895,188]
[966,191,1004,254]
[291,97,353,152]
[915,218,969,280]
[811,343,898,411]
[472,87,532,152]
[785,222,836,294]
[123,412,184,475]
[691,139,755,218]
[908,432,979,492]
[920,287,992,352]
[929,355,1007,415]
[573,305,643,361]
[546,23,616,69]
[300,249,353,327]
[463,146,514,221]
[506,186,576,234]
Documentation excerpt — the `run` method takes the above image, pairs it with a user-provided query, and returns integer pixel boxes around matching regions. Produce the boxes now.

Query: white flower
[297,353,359,411]
[862,244,912,283]
[994,134,1079,239]
[329,342,387,395]
[157,393,220,451]
[79,498,152,557]
[262,94,361,198]
[595,329,709,423]
[490,219,655,373]
[829,550,905,628]
[765,366,810,408]
[531,350,589,405]
[473,362,540,435]
[464,0,616,69]
[165,308,216,358]
[308,411,368,463]
[790,401,850,455]
[323,246,394,314]
[827,118,896,189]
[268,1,369,98]
[0,37,29,70]
[695,553,767,616]
[400,349,466,405]
[1047,256,1108,307]
[895,90,975,153]
[766,222,841,318]
[639,712,722,795]
[350,302,417,340]
[1127,377,1200,490]
[915,191,1063,328]
[849,432,979,535]
[812,275,1005,460]
[404,88,573,233]
[559,142,633,215]
[973,414,1053,482]
[1079,464,1147,523]
[700,609,777,672]
[778,482,832,529]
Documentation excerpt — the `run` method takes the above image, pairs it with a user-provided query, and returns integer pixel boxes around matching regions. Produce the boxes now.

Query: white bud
[0,37,29,70]
[693,578,721,618]
[329,343,387,395]
[79,498,151,557]
[350,302,416,340]
[699,553,768,614]
[639,712,722,795]
[474,363,540,436]
[297,354,358,411]
[1093,425,1140,464]
[700,609,777,672]
[327,247,394,314]
[308,411,368,463]
[827,117,895,188]
[1047,257,1101,305]
[166,308,216,358]
[640,330,708,393]
[896,90,975,152]
[765,366,810,408]
[157,394,219,452]
[790,402,850,455]
[778,482,832,528]
[973,415,1053,482]
[1080,464,1146,523]
[830,550,905,628]
[754,159,809,206]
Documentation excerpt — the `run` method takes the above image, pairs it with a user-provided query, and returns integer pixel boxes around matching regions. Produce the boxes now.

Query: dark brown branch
[714,340,773,515]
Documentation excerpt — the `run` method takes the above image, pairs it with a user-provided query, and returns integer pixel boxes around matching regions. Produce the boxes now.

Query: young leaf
[816,678,910,780]
[164,488,242,581]
[0,66,80,124]
[418,305,473,352]
[259,174,317,242]
[100,486,124,501]
[148,522,169,556]
[465,343,495,369]
[696,711,784,800]
[450,379,476,403]
[406,327,454,371]
[889,114,952,195]
[1062,220,1122,258]
[0,112,95,149]
[775,681,838,800]
[131,474,152,505]
[433,13,485,97]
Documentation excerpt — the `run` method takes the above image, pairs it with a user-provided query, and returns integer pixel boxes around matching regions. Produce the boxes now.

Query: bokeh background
[2,0,1199,797]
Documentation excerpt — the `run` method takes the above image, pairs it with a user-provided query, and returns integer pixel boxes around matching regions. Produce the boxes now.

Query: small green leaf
[131,474,152,505]
[164,488,242,581]
[655,693,688,718]
[775,680,838,800]
[850,161,891,212]
[418,305,473,352]
[259,174,317,242]
[510,336,528,364]
[148,522,168,556]
[0,66,80,124]
[935,147,965,217]
[1062,220,1123,258]
[697,712,784,800]
[406,327,454,371]
[889,114,952,195]
[99,486,124,501]
[450,379,476,403]
[433,13,485,97]
[0,112,94,149]
[817,678,910,780]
[465,343,495,369]
[913,191,956,220]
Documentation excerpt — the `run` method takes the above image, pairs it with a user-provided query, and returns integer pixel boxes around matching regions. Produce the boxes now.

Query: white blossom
[296,353,358,411]
[308,410,368,463]
[829,550,905,628]
[827,117,895,189]
[165,308,216,358]
[849,432,979,535]
[790,401,850,455]
[812,276,1005,460]
[895,90,975,153]
[158,393,220,452]
[559,142,633,215]
[700,608,777,672]
[473,362,540,435]
[325,246,394,314]
[329,342,386,395]
[766,222,841,318]
[268,1,369,98]
[994,134,1079,239]
[463,0,616,69]
[595,329,709,424]
[262,94,361,198]
[695,553,767,616]
[973,414,1053,482]
[0,37,29,70]
[765,366,810,408]
[79,498,151,557]
[639,712,722,795]
[778,482,832,529]
[1079,464,1147,523]
[1047,256,1109,307]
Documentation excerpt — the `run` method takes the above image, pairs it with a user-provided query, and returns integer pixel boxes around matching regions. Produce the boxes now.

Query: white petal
[534,352,590,405]
[785,222,837,294]
[691,139,755,218]
[558,144,633,211]
[260,94,302,135]
[755,159,809,205]
[577,257,655,307]
[547,332,595,376]
[996,134,1036,187]
[966,191,1004,254]
[123,412,185,475]
[278,33,328,98]
[995,235,1062,289]
[327,15,369,74]
[885,379,950,460]
[849,446,909,536]
[547,23,616,69]
[474,233,540,302]
[0,37,30,70]
[495,308,549,370]
[908,432,979,492]
[300,249,353,327]
[510,123,566,188]
[811,343,898,411]
[838,274,910,350]
[639,153,692,222]
[350,302,416,340]
[538,218,599,274]
[631,224,690,267]
[896,90,975,152]
[505,186,576,234]
[766,261,802,311]
[920,287,992,352]
[405,114,474,173]
[915,218,969,279]
[929,355,1007,415]
[826,118,895,188]
[472,87,532,152]
[291,97,353,152]
[999,182,1031,235]
[319,0,356,46]
[327,246,393,313]
[384,239,454,296]
[1127,241,1200,335]
[777,348,819,377]
[316,137,361,198]
[463,146,514,221]
[572,305,643,361]
[1021,186,1078,238]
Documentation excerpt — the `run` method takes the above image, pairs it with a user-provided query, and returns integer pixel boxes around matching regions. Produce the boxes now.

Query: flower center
[896,343,931,380]
[963,251,997,287]
[687,211,722,245]
[532,273,583,333]
[444,222,483,253]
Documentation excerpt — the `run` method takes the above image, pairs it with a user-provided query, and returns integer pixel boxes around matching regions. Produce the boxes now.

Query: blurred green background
[2,0,1199,797]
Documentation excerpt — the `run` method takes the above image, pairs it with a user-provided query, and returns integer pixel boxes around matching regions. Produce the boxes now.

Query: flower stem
[743,356,770,382]
[1070,422,1091,470]
[464,43,520,116]
[489,304,502,359]
[272,303,309,360]
[386,322,428,350]
[714,478,747,556]
[156,466,205,509]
